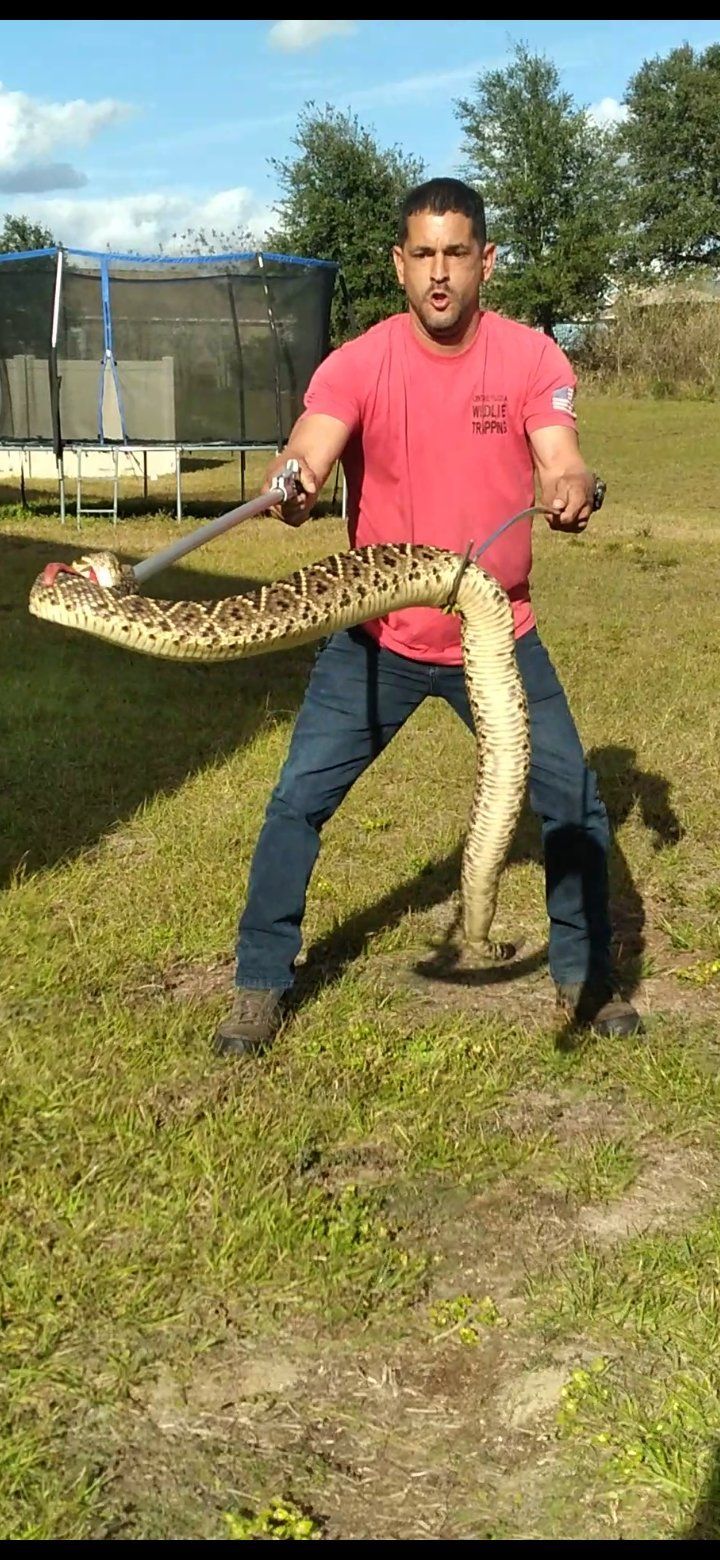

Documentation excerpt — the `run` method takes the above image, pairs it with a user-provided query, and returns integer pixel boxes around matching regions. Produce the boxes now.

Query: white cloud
[268,20,356,52]
[0,161,87,193]
[6,187,272,254]
[0,81,131,189]
[588,96,629,128]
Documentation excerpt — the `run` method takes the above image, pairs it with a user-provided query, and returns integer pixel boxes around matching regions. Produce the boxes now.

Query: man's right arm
[262,412,351,528]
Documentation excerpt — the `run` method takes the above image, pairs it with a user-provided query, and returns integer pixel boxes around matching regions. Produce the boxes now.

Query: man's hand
[262,451,318,528]
[545,470,596,533]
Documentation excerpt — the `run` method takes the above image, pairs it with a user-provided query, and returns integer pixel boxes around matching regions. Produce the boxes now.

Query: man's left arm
[529,423,597,533]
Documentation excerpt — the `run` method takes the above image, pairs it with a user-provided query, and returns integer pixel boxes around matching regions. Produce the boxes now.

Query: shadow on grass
[289,737,682,1013]
[0,530,314,886]
[293,841,549,1009]
[310,739,682,1027]
[508,740,682,990]
[504,741,682,1047]
[287,737,681,1015]
[591,742,683,991]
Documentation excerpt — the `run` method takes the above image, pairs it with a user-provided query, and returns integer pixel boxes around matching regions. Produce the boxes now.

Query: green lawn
[1,398,720,1539]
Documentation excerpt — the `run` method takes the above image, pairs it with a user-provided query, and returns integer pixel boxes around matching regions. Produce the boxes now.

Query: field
[1,398,720,1540]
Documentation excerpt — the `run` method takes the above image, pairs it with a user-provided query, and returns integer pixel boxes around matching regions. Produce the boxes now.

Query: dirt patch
[389,1141,716,1310]
[139,1068,248,1131]
[77,1141,696,1543]
[100,830,155,863]
[136,1348,305,1438]
[498,1364,570,1429]
[103,1319,602,1540]
[80,934,720,1538]
[578,1147,714,1242]
[130,956,234,1006]
[496,1085,630,1145]
[389,1176,576,1308]
[302,1139,400,1193]
[132,942,314,1009]
[614,904,720,1022]
[140,1364,186,1431]
[637,964,720,1022]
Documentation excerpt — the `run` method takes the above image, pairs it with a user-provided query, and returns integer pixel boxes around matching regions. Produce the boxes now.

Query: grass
[1,401,720,1538]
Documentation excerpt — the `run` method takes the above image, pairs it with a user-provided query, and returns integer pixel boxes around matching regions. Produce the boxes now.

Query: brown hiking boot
[213,988,285,1057]
[555,980,645,1038]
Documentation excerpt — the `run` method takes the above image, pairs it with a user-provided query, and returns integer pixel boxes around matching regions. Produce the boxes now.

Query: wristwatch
[592,477,606,512]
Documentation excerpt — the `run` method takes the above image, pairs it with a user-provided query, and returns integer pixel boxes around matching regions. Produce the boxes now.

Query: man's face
[393,209,496,339]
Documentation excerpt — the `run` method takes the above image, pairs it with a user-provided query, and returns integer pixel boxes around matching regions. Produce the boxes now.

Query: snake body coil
[29,542,530,961]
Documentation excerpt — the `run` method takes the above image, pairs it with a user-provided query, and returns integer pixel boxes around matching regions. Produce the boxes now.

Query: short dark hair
[397,177,487,247]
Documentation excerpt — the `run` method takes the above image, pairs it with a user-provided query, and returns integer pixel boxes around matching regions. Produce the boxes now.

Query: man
[214,177,644,1056]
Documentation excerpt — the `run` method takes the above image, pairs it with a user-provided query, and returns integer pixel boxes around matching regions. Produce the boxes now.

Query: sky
[0,19,717,255]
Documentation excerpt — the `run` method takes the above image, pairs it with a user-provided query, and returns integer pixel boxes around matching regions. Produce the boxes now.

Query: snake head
[37,550,135,593]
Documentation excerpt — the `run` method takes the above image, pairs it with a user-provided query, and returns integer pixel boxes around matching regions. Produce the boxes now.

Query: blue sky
[0,19,717,254]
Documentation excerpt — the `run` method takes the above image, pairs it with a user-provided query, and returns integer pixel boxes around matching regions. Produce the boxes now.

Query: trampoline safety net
[0,247,338,451]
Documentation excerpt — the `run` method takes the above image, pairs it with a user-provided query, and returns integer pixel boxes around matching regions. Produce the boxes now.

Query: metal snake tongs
[132,459,301,587]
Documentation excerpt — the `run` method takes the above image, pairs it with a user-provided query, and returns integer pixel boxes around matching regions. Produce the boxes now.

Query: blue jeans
[235,626,612,992]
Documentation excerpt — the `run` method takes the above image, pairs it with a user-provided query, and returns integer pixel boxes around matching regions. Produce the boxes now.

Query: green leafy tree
[0,213,56,253]
[455,43,623,336]
[620,43,720,275]
[267,103,424,338]
[164,225,257,257]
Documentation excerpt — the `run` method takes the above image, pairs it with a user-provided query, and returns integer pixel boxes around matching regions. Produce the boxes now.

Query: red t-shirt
[302,310,578,664]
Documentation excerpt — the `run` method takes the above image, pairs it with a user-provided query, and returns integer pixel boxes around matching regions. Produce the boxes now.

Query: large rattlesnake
[28,542,530,961]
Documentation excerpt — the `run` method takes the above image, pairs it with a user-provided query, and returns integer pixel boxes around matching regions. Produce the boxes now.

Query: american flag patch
[551,385,576,416]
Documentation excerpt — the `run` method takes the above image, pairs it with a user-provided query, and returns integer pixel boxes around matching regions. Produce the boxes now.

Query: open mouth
[429,291,451,311]
[40,561,88,585]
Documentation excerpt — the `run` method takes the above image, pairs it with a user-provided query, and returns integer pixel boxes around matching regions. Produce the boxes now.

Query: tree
[620,44,720,276]
[0,213,57,253]
[455,44,623,336]
[267,104,424,337]
[164,225,257,257]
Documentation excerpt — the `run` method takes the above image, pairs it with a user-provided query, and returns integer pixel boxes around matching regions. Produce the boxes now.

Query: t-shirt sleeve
[523,338,578,434]
[302,342,362,433]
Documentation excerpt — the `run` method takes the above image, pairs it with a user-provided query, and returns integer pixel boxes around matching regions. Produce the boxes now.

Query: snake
[28,542,530,963]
